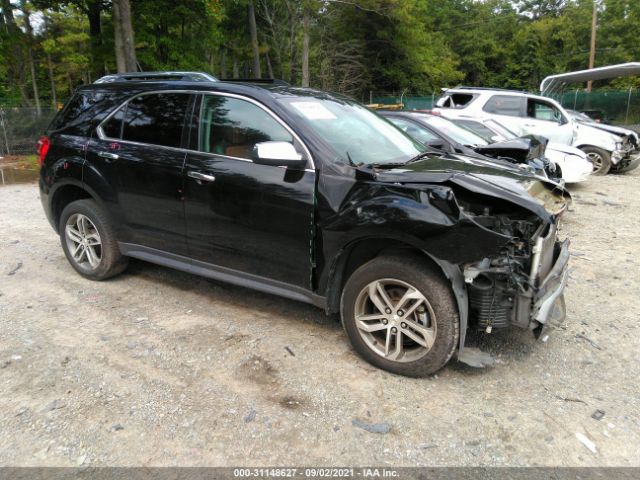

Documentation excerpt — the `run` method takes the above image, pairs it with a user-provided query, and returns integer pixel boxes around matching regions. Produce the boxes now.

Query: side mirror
[252,141,307,168]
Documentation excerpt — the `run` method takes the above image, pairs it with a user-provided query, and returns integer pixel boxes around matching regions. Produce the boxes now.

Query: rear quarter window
[48,90,127,136]
[436,93,476,109]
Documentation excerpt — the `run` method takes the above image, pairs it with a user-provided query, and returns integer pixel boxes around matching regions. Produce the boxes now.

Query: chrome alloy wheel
[65,213,102,270]
[586,151,604,172]
[353,279,437,362]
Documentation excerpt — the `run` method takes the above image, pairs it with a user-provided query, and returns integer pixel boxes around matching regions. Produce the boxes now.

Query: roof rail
[446,86,531,94]
[220,78,290,86]
[94,71,219,84]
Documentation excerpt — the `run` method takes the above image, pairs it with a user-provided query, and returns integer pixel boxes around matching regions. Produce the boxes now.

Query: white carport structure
[540,62,640,96]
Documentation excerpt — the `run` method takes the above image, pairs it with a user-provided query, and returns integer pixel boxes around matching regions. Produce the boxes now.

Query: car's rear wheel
[59,199,128,280]
[580,146,611,175]
[341,255,459,377]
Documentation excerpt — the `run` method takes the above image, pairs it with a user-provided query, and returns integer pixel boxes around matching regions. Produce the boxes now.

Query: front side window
[527,99,564,123]
[199,95,294,160]
[119,92,191,148]
[482,95,524,117]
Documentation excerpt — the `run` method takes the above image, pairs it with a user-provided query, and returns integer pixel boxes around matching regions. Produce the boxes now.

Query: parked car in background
[453,117,593,184]
[379,111,557,179]
[433,87,628,175]
[38,72,571,377]
[566,109,640,173]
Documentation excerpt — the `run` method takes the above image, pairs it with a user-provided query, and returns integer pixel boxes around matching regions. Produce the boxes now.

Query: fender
[322,234,470,356]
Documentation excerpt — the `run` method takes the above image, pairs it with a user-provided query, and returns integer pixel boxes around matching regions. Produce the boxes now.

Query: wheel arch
[324,236,468,354]
[50,180,101,233]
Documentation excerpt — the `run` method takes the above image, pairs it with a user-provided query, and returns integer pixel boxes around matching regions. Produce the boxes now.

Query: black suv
[38,72,571,376]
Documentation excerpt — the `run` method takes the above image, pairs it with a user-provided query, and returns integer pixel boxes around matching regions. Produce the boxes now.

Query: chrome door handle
[98,151,119,160]
[188,171,216,182]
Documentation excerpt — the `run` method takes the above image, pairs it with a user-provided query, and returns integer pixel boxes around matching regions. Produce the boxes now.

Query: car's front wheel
[59,199,128,280]
[580,146,611,175]
[341,255,459,377]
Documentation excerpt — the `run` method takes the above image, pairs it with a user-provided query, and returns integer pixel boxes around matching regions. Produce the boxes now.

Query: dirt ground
[0,171,639,467]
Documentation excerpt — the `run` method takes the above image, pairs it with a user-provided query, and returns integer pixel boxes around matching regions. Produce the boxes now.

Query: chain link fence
[0,107,59,157]
[553,89,640,127]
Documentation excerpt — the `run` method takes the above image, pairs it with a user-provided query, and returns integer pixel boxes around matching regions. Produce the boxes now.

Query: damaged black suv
[39,72,570,376]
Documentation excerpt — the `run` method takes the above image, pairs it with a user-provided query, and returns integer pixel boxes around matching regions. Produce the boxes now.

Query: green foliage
[1,0,640,106]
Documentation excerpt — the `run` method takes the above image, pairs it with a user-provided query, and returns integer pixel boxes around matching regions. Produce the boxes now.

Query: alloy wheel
[353,278,437,363]
[586,152,604,173]
[65,213,102,270]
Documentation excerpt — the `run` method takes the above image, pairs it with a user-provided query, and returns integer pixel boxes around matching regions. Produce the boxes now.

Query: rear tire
[580,146,611,175]
[59,199,128,280]
[340,255,459,377]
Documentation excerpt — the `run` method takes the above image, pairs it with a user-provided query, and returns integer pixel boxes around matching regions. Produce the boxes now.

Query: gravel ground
[0,171,639,467]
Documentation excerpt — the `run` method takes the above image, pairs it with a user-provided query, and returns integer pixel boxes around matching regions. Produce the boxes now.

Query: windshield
[420,115,488,146]
[279,97,424,165]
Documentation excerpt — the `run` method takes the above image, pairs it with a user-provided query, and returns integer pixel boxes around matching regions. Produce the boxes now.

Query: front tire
[580,146,611,175]
[59,199,128,280]
[341,255,459,377]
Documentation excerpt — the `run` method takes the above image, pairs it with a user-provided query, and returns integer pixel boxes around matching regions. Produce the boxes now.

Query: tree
[247,1,261,78]
[112,0,136,72]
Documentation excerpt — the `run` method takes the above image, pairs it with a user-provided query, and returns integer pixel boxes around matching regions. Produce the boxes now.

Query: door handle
[188,171,216,183]
[98,151,119,160]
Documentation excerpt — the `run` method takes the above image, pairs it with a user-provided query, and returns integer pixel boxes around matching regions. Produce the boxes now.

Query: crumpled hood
[371,153,570,222]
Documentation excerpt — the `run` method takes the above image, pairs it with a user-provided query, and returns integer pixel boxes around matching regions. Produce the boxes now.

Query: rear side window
[482,95,524,117]
[114,92,191,148]
[102,106,125,139]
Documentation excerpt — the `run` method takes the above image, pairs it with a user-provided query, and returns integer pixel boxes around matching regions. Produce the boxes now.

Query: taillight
[37,136,50,166]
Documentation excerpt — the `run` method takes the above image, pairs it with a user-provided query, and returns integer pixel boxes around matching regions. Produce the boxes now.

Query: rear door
[183,93,316,288]
[88,91,193,255]
[481,94,527,133]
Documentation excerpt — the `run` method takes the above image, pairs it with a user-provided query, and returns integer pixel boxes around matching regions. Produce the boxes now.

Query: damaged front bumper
[463,223,570,337]
[532,238,570,337]
[612,152,640,173]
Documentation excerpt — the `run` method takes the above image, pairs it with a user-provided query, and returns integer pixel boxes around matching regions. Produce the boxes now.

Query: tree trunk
[47,53,57,108]
[113,0,137,72]
[301,5,310,87]
[248,2,261,78]
[21,5,41,115]
[287,2,297,85]
[112,0,126,73]
[220,46,228,78]
[233,54,239,78]
[87,0,103,77]
[265,51,274,79]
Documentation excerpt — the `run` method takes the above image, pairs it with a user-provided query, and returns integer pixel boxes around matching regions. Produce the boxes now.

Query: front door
[183,93,316,289]
[88,91,193,255]
[522,98,574,144]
